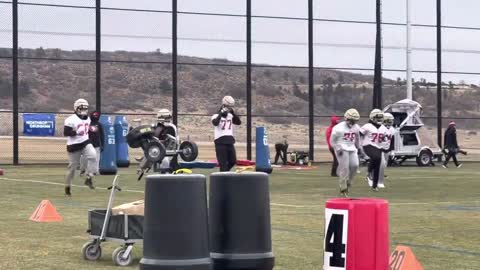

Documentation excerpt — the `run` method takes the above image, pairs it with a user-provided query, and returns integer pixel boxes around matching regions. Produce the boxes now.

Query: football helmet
[222,95,235,108]
[157,108,172,124]
[369,109,384,125]
[383,113,394,128]
[74,98,89,117]
[344,108,360,127]
[90,111,100,121]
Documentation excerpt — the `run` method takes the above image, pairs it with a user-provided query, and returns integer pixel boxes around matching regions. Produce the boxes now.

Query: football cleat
[366,176,373,187]
[340,189,349,198]
[84,177,95,189]
[65,186,71,197]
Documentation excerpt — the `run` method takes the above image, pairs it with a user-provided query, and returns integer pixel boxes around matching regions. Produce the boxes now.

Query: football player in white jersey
[154,109,180,172]
[211,96,241,171]
[63,99,97,196]
[378,113,395,188]
[330,108,361,197]
[361,109,386,191]
[135,109,180,176]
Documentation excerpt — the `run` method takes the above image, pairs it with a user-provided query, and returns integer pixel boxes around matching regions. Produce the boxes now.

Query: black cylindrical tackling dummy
[140,174,211,270]
[209,172,274,270]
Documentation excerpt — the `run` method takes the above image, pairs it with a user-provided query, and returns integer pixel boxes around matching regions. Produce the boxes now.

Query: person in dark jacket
[274,138,288,165]
[443,121,463,168]
[80,111,104,175]
[326,116,340,176]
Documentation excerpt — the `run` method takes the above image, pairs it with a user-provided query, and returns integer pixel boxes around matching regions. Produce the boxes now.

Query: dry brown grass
[1,124,479,164]
[0,137,334,164]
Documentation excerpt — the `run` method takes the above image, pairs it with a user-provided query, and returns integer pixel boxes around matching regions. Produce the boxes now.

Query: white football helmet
[74,98,89,116]
[369,109,384,125]
[157,108,172,124]
[344,108,360,127]
[222,95,235,108]
[383,113,394,128]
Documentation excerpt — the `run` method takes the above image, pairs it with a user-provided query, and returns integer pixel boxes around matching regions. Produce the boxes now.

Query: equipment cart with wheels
[81,175,144,267]
[383,99,443,166]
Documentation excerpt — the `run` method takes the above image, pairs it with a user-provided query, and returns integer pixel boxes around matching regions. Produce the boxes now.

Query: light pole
[406,0,413,100]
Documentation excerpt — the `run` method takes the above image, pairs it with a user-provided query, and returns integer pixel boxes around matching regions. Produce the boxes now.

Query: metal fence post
[172,0,178,125]
[96,0,101,112]
[308,0,314,161]
[12,0,19,165]
[436,0,443,151]
[373,0,382,109]
[246,0,252,160]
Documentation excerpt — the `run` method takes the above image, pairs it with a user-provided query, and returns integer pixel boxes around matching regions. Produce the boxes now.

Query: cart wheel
[112,246,134,267]
[416,150,433,167]
[82,241,102,261]
[143,140,166,163]
[179,141,199,162]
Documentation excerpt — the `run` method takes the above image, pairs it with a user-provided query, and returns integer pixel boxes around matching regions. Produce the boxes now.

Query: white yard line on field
[397,175,480,180]
[270,201,480,208]
[2,177,480,208]
[0,177,144,193]
[270,203,316,208]
[390,201,480,205]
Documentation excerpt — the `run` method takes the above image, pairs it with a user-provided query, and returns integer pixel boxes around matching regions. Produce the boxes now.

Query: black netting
[18,3,95,59]
[1,1,480,163]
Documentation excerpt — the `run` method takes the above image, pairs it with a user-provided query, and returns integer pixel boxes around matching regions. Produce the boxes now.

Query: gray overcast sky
[1,0,480,83]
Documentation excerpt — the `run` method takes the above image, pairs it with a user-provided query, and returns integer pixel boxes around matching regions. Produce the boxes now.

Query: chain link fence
[1,0,480,164]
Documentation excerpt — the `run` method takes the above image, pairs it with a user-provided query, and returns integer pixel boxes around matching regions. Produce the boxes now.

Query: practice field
[0,164,479,270]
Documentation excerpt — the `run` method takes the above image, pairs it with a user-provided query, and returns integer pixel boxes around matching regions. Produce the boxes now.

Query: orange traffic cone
[389,245,424,270]
[29,200,63,222]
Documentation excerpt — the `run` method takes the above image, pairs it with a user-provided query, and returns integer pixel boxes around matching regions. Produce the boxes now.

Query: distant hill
[1,48,480,128]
